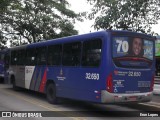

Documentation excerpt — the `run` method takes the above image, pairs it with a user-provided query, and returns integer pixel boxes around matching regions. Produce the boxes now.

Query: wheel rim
[49,88,54,99]
[47,84,56,102]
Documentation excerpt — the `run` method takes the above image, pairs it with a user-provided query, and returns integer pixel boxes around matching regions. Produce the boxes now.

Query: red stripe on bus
[39,68,47,93]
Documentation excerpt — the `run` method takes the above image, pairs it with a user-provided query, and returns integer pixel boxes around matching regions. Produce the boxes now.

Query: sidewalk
[0,83,12,88]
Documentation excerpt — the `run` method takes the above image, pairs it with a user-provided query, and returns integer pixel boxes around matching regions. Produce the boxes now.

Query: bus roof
[9,30,155,50]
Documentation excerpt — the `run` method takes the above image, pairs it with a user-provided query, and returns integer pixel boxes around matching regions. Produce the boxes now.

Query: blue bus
[0,49,7,83]
[6,30,155,104]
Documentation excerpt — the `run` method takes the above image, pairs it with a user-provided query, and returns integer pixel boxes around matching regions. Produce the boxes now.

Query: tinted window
[17,49,26,65]
[26,48,36,66]
[82,39,102,67]
[113,37,154,60]
[62,42,81,66]
[36,47,47,65]
[4,52,10,67]
[48,45,62,66]
[113,37,154,68]
[11,50,17,65]
[0,54,4,61]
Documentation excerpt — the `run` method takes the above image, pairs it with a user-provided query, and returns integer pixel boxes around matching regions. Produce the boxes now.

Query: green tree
[0,0,10,49]
[0,0,79,46]
[87,0,160,34]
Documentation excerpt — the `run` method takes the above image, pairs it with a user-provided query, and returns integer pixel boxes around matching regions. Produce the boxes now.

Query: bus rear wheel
[46,83,58,104]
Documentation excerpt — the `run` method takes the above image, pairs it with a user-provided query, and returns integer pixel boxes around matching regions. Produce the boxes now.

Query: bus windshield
[112,37,154,68]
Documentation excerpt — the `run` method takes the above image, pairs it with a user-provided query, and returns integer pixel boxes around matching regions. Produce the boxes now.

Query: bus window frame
[112,36,154,69]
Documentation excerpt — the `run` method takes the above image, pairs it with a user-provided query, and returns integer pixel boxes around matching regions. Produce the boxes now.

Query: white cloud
[152,20,160,35]
[67,0,95,34]
[67,0,91,12]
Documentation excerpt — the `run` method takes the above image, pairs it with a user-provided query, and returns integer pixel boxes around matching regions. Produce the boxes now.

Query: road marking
[1,89,87,120]
[3,87,160,118]
[148,101,160,106]
[139,101,160,108]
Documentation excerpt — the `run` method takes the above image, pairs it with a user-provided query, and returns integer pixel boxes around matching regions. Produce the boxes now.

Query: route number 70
[116,40,129,53]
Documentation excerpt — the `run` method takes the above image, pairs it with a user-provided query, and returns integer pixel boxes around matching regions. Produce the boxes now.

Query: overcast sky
[67,0,95,34]
[67,0,160,35]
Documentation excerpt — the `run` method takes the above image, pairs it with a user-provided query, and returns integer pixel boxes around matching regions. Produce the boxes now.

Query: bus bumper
[101,90,152,103]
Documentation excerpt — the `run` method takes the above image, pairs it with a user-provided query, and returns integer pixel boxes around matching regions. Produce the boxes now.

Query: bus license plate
[128,96,137,101]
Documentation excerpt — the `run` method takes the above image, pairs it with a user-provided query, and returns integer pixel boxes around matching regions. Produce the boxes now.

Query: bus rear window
[112,37,154,68]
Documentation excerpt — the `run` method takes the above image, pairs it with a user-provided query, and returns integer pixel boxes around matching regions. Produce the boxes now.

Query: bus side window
[17,49,26,65]
[62,42,81,66]
[11,50,17,65]
[82,39,102,67]
[47,45,62,66]
[4,52,10,68]
[26,48,36,66]
[36,47,47,65]
[0,53,4,61]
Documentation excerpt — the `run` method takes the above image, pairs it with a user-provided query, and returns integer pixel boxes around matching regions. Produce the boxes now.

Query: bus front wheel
[46,83,58,104]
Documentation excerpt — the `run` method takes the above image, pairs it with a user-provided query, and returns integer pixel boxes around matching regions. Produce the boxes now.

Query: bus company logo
[60,69,63,76]
[114,70,128,76]
[57,69,66,81]
[114,70,118,75]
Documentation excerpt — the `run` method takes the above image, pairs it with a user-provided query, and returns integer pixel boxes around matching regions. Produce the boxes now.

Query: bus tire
[46,83,58,104]
[0,78,4,83]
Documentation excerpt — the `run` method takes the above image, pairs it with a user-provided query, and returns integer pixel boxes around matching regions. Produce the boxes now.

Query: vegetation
[87,0,160,34]
[1,0,160,48]
[0,0,80,47]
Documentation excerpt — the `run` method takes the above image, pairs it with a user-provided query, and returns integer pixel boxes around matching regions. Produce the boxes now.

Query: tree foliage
[0,0,79,47]
[87,0,160,34]
[0,0,10,49]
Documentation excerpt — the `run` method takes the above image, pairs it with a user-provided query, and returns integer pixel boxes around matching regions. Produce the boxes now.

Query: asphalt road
[0,84,160,120]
